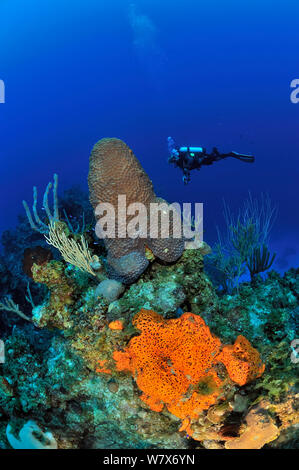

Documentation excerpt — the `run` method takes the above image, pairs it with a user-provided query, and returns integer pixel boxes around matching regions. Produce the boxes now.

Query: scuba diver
[167,136,255,184]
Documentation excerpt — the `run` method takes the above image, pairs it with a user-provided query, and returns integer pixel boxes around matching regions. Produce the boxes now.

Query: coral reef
[0,180,298,450]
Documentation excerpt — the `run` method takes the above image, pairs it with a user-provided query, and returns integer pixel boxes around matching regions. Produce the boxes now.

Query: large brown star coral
[112,309,265,435]
[88,138,184,284]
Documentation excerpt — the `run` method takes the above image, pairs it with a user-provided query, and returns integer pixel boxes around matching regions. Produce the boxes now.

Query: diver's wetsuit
[168,137,255,184]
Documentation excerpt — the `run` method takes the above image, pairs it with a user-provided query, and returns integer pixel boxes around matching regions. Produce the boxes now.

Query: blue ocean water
[0,0,298,270]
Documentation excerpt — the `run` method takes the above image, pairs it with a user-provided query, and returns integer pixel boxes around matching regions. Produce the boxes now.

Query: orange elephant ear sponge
[112,309,265,424]
[217,335,265,386]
